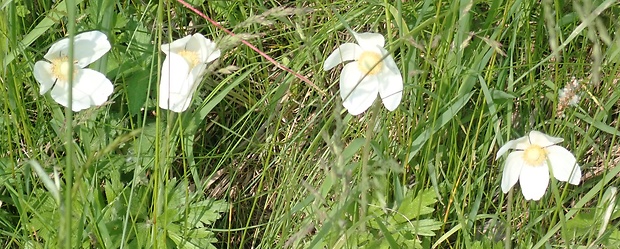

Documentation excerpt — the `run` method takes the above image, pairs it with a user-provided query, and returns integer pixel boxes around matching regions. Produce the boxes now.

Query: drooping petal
[377,50,402,111]
[159,53,193,112]
[323,43,363,71]
[70,68,113,111]
[501,151,525,193]
[161,35,192,55]
[546,145,581,185]
[73,31,111,67]
[34,61,56,94]
[352,32,385,49]
[518,164,550,200]
[496,136,529,159]
[340,62,379,115]
[528,130,564,147]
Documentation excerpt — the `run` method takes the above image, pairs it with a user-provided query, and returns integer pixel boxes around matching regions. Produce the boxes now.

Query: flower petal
[352,32,385,49]
[377,50,402,111]
[161,35,192,55]
[73,31,111,67]
[34,61,56,94]
[159,53,193,112]
[71,69,113,111]
[496,136,529,159]
[528,130,563,147]
[518,164,550,200]
[185,33,221,63]
[501,151,524,193]
[546,145,581,185]
[45,31,111,67]
[340,62,379,115]
[49,69,113,111]
[323,43,363,71]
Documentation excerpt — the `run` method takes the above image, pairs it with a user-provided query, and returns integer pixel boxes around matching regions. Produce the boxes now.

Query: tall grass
[1,0,620,248]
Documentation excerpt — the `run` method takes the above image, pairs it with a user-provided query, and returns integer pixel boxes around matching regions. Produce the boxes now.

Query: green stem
[62,0,76,247]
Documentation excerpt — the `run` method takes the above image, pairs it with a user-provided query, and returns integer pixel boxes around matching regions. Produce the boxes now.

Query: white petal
[377,51,402,111]
[496,136,529,159]
[159,53,193,112]
[323,43,363,71]
[546,145,581,185]
[519,165,550,200]
[71,69,113,111]
[187,34,221,63]
[161,35,192,55]
[34,61,56,94]
[49,69,112,111]
[49,82,71,109]
[205,44,221,63]
[528,130,563,147]
[73,31,111,67]
[340,62,379,115]
[501,152,524,193]
[352,32,385,49]
[45,31,111,67]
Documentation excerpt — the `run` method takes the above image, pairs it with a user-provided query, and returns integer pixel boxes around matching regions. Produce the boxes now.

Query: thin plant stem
[174,0,325,96]
[61,0,76,248]
[506,188,513,249]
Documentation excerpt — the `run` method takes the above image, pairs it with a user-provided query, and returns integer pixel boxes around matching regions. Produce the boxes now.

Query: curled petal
[340,62,378,115]
[519,165,550,200]
[377,50,402,111]
[501,152,524,193]
[546,145,581,185]
[159,53,193,112]
[352,32,385,49]
[34,61,56,94]
[323,43,363,71]
[528,130,563,147]
[205,42,221,63]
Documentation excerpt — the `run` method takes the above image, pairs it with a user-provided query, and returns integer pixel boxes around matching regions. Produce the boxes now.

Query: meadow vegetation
[1,0,620,248]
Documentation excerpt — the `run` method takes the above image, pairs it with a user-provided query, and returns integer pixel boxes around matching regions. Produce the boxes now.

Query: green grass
[1,0,620,248]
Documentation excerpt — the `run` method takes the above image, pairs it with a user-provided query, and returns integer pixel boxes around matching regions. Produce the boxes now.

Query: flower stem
[505,188,513,249]
[360,101,380,230]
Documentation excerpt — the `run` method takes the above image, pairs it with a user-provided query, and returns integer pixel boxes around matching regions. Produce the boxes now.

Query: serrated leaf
[397,218,443,236]
[394,189,437,223]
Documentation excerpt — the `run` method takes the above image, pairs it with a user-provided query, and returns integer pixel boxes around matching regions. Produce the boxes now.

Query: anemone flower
[159,33,221,112]
[496,131,581,200]
[33,31,113,111]
[323,31,403,115]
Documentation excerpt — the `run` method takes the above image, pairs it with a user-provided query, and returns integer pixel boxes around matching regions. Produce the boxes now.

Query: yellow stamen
[357,51,384,75]
[50,56,76,82]
[178,50,200,68]
[523,145,547,166]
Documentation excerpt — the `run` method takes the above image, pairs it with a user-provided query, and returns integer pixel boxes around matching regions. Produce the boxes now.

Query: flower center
[50,57,76,82]
[357,51,384,75]
[522,145,547,166]
[178,50,200,68]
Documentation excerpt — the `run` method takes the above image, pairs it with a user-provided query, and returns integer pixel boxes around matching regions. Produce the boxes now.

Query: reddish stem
[175,0,325,95]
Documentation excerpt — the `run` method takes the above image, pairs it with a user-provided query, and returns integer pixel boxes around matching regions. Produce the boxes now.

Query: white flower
[159,33,221,112]
[323,32,403,115]
[496,131,581,200]
[33,31,113,111]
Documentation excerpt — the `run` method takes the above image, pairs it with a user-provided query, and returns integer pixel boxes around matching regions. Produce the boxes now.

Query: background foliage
[1,0,620,248]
